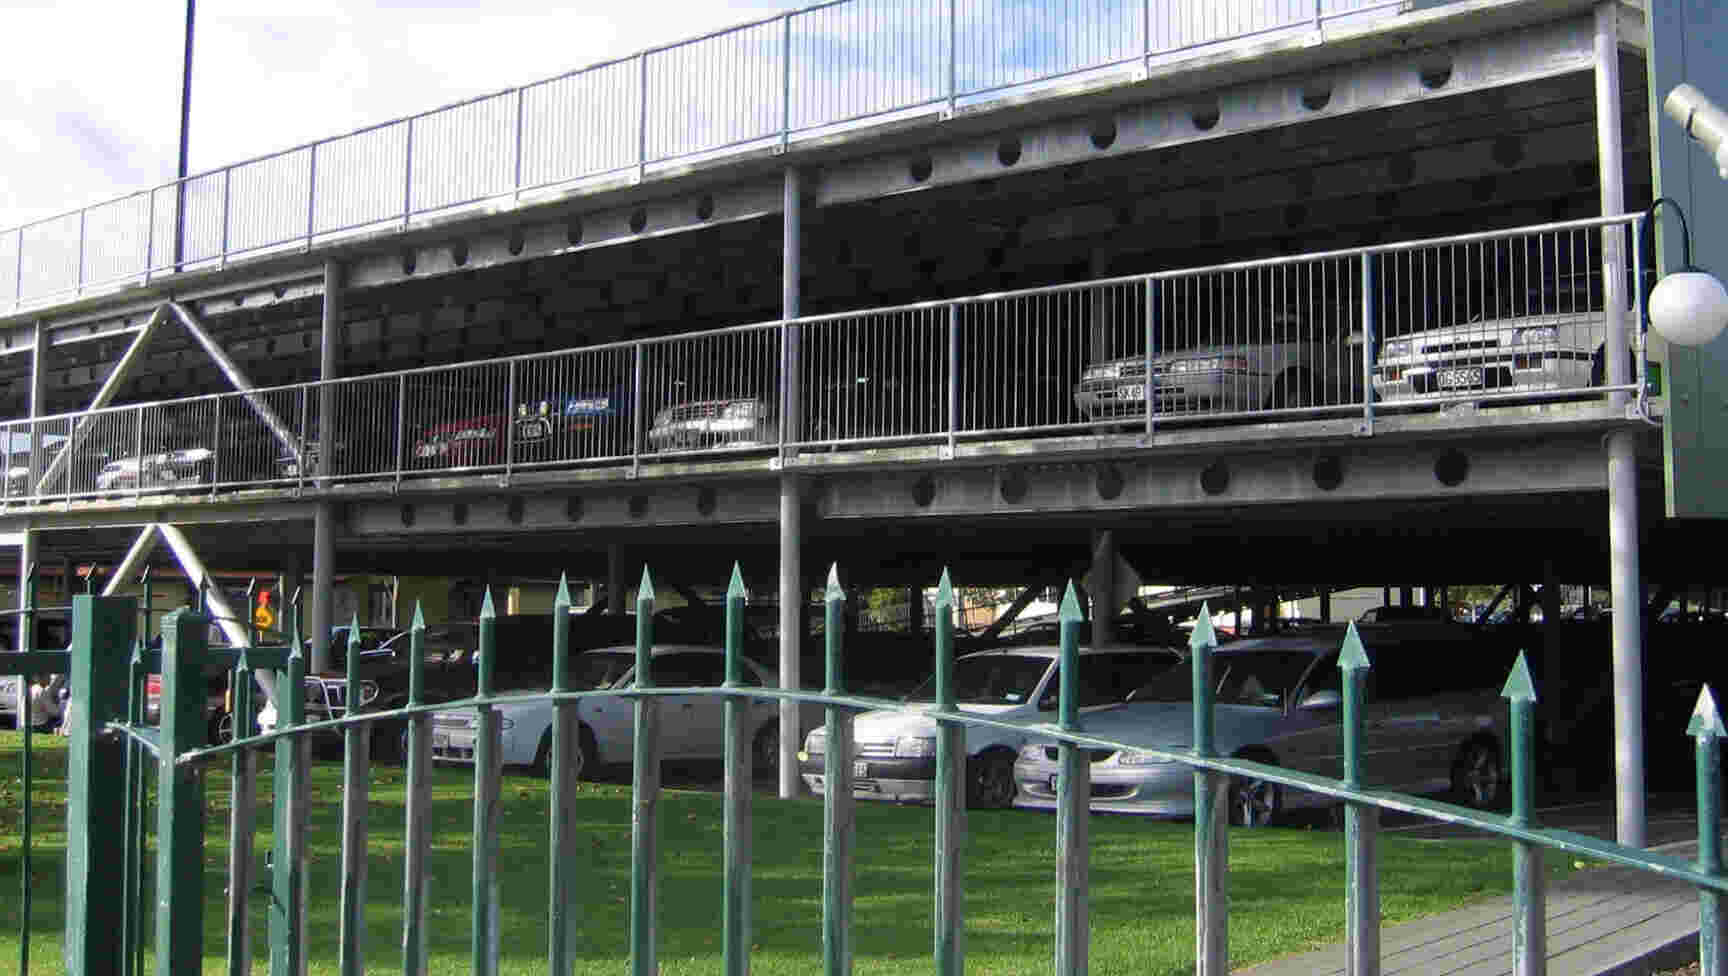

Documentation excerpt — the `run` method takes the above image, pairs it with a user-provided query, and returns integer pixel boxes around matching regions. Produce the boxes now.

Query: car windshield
[903,655,1050,705]
[1131,651,1317,708]
[573,651,635,690]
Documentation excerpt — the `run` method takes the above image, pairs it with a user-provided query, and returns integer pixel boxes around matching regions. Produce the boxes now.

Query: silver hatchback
[1012,633,1509,825]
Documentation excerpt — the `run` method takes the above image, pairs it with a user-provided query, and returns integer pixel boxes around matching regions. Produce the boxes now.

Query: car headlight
[1018,743,1046,761]
[722,400,760,419]
[1116,749,1176,766]
[516,403,528,417]
[1168,356,1248,374]
[1084,363,1123,381]
[499,717,515,730]
[1380,340,1412,359]
[1512,326,1558,345]
[894,735,936,758]
[169,448,212,462]
[652,408,673,426]
[804,730,826,756]
[539,400,551,417]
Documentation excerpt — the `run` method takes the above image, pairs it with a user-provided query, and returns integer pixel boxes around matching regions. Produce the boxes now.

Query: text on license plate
[1437,367,1484,389]
[1115,384,1146,401]
[432,732,449,749]
[854,761,869,778]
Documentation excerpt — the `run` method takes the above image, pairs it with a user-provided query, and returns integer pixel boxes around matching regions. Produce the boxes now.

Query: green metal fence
[39,564,1728,975]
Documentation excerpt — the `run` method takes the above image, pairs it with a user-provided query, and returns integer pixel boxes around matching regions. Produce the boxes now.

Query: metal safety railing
[0,213,1652,507]
[0,0,1417,314]
[48,562,1728,975]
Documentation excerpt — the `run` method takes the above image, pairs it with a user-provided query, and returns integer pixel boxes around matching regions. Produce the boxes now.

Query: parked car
[0,616,72,729]
[1011,634,1510,824]
[429,645,801,778]
[1371,279,1614,402]
[647,387,778,452]
[412,413,508,469]
[3,434,66,499]
[513,388,633,462]
[1073,311,1360,419]
[799,646,1179,809]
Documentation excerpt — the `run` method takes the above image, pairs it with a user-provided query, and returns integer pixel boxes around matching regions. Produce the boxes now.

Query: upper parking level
[1,0,1521,316]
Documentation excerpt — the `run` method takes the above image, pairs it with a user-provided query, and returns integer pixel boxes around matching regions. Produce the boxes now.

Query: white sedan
[430,645,785,778]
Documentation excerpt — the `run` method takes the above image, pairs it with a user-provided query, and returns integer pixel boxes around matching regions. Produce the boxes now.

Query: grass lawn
[0,731,1578,974]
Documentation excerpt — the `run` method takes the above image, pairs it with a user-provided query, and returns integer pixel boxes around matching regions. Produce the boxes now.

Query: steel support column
[35,307,164,495]
[607,544,625,616]
[310,261,342,673]
[1596,0,1644,847]
[311,506,336,673]
[16,320,44,722]
[1090,529,1116,650]
[779,165,803,799]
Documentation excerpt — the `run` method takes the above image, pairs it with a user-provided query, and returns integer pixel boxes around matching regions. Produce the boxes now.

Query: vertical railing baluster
[637,52,650,182]
[780,13,793,151]
[630,343,646,476]
[339,615,370,976]
[722,564,753,976]
[1691,687,1725,976]
[270,589,309,976]
[1144,279,1157,440]
[473,590,503,976]
[946,305,959,456]
[403,602,431,976]
[933,569,965,975]
[1340,623,1379,976]
[402,117,416,230]
[550,576,578,973]
[945,0,958,117]
[227,646,257,976]
[1359,253,1376,436]
[1504,652,1545,976]
[156,608,210,976]
[1191,602,1229,976]
[630,567,661,976]
[821,565,855,975]
[395,373,408,488]
[1055,581,1089,975]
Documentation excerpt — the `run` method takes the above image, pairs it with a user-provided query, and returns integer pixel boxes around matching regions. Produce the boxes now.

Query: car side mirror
[1297,689,1342,710]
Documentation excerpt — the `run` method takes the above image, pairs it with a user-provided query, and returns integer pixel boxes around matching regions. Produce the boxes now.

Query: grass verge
[0,731,1575,974]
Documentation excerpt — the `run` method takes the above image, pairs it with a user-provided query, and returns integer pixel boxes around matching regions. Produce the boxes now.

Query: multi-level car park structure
[1,0,1722,844]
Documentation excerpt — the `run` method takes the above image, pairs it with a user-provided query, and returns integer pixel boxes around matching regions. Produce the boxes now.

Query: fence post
[722,564,753,976]
[402,603,431,976]
[822,565,855,975]
[1689,687,1725,975]
[1504,652,1545,976]
[270,591,309,976]
[339,615,370,976]
[630,567,661,976]
[473,590,502,976]
[933,569,965,976]
[1055,582,1089,975]
[1340,623,1379,976]
[156,608,210,976]
[549,576,578,973]
[65,594,137,976]
[226,644,258,976]
[1191,603,1229,976]
[1359,253,1376,436]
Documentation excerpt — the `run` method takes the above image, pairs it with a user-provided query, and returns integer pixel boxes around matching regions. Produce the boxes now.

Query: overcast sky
[0,0,793,231]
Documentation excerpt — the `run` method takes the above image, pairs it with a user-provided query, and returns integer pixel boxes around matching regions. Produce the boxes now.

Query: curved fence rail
[1,0,1414,314]
[0,214,1651,508]
[42,559,1728,975]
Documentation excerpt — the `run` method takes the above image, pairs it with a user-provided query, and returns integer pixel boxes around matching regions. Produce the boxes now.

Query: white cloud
[0,0,791,231]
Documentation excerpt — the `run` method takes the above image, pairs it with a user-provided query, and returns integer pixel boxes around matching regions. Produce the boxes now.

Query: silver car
[1073,314,1360,419]
[1012,633,1508,825]
[647,397,778,452]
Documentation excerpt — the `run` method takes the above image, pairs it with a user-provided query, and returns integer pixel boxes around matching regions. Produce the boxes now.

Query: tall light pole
[173,0,195,271]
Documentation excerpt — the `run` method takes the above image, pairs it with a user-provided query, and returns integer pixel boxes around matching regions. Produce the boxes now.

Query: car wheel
[1451,738,1504,809]
[214,712,234,744]
[966,750,1017,810]
[1227,751,1282,828]
[753,723,779,777]
[531,728,554,778]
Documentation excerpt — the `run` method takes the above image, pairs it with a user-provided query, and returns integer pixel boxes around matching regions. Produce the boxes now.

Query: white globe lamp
[1648,269,1728,347]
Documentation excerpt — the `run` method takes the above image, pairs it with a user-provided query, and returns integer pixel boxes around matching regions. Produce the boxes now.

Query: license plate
[854,760,869,778]
[515,419,550,442]
[1115,384,1146,401]
[432,732,448,749]
[1437,366,1484,389]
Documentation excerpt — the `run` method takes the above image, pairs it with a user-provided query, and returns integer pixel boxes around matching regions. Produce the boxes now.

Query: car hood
[1061,701,1292,754]
[847,702,1022,740]
[1389,310,1601,345]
